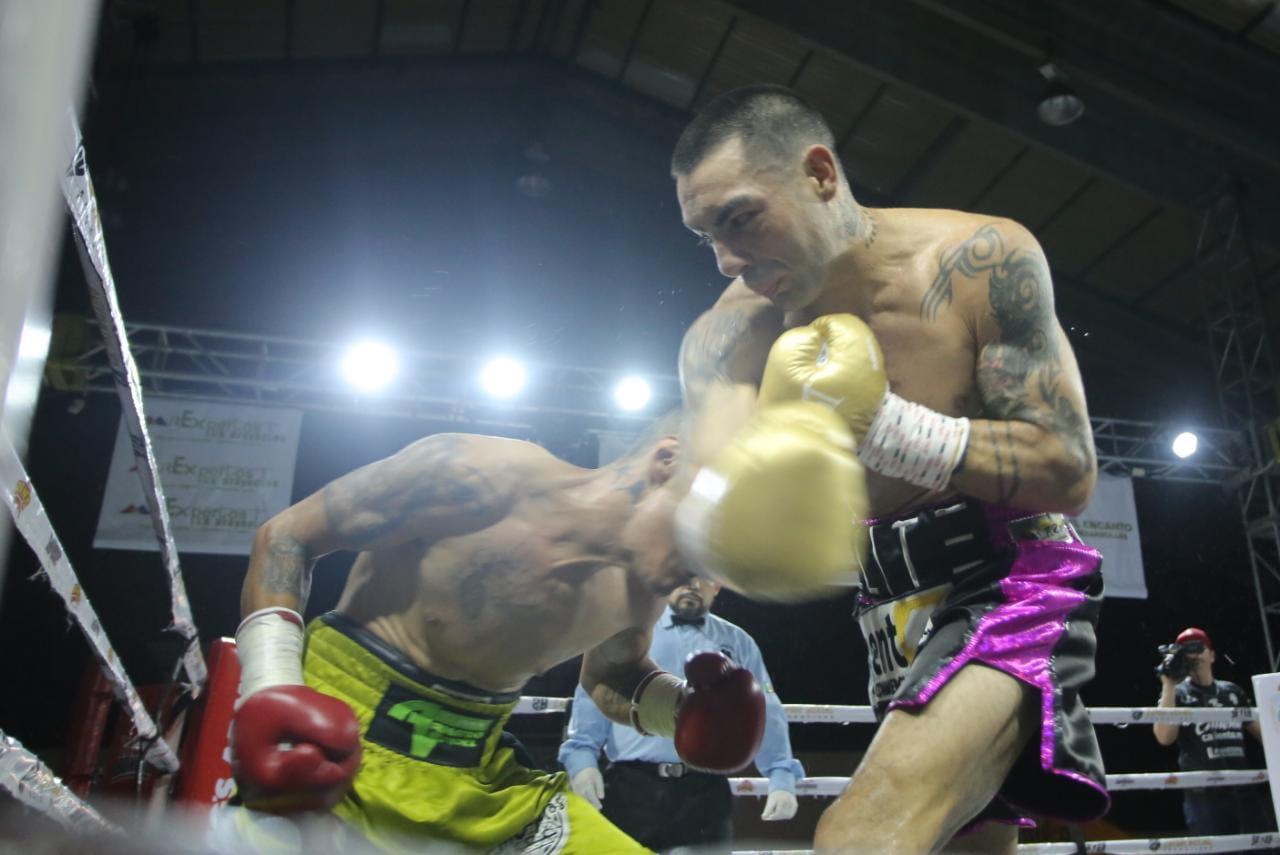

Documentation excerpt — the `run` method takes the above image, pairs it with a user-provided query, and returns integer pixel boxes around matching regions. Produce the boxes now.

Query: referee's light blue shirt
[557,606,803,793]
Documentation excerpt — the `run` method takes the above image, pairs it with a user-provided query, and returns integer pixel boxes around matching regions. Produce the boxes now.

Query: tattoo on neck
[859,210,877,249]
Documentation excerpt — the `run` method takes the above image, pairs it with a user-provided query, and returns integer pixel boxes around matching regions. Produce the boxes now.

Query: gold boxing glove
[674,401,870,603]
[758,314,887,444]
[759,314,969,492]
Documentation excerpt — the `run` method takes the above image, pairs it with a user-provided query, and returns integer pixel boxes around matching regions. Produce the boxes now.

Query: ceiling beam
[724,0,1280,250]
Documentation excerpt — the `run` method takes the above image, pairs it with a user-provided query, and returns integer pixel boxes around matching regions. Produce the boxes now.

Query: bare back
[250,433,667,694]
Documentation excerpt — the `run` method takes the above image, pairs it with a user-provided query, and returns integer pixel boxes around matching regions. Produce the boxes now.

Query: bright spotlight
[614,376,651,412]
[340,341,399,392]
[481,357,526,399]
[1172,431,1199,459]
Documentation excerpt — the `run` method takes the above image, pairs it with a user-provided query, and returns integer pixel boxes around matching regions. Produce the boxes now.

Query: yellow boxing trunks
[303,611,647,854]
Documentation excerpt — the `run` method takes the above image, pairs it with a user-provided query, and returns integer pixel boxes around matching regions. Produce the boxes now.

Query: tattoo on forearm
[1004,423,1022,505]
[262,536,313,603]
[986,422,1023,505]
[592,685,634,723]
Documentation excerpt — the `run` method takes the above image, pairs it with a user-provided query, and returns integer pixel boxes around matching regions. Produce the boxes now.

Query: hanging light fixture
[1036,63,1085,127]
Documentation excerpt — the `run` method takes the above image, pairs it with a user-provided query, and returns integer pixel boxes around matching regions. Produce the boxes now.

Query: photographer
[1153,627,1269,835]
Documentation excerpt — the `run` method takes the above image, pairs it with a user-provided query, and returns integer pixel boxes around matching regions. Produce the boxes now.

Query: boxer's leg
[940,823,1019,855]
[814,663,1037,853]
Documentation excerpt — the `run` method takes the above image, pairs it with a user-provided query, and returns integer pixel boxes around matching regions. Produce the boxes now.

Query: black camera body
[1155,640,1206,679]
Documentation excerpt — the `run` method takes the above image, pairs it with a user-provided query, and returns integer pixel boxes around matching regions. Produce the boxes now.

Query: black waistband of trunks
[318,610,522,706]
[860,501,1077,601]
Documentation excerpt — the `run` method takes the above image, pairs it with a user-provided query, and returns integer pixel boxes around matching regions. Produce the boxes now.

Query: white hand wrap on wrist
[629,670,685,738]
[235,607,306,700]
[858,390,971,492]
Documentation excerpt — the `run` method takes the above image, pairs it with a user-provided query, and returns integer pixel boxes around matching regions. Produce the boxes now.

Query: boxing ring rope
[0,731,121,835]
[737,836,1280,854]
[0,435,179,773]
[512,696,1259,726]
[510,697,1278,853]
[58,111,206,694]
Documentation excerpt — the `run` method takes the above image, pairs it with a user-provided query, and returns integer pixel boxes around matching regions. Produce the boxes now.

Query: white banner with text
[95,399,302,555]
[1070,473,1146,599]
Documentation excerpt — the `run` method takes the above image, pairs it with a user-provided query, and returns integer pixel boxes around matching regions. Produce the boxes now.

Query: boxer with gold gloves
[668,84,1108,853]
[225,412,767,853]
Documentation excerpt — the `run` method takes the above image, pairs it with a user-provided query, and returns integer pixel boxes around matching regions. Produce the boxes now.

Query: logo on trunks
[366,683,499,768]
[868,613,909,677]
[532,697,548,711]
[387,700,490,760]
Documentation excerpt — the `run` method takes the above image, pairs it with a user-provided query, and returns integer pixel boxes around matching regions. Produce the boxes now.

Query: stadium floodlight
[340,340,399,392]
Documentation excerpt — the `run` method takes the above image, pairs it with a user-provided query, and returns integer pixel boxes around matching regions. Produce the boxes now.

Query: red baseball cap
[1176,627,1212,649]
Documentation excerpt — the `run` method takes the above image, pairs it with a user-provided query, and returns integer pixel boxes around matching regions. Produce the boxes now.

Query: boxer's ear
[648,436,679,485]
[801,145,840,201]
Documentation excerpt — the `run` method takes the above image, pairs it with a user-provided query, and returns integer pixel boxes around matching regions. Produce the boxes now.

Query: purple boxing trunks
[855,498,1109,825]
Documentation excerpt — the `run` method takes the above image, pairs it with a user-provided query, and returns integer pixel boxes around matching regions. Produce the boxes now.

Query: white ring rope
[736,835,1280,854]
[59,110,206,694]
[0,435,179,772]
[513,697,1256,726]
[0,730,121,834]
[726,769,1269,797]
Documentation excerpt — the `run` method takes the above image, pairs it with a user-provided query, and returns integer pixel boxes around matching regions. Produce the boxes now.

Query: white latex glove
[570,767,605,809]
[760,789,798,821]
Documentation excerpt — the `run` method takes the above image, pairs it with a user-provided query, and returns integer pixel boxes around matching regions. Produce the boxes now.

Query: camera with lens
[1155,640,1206,679]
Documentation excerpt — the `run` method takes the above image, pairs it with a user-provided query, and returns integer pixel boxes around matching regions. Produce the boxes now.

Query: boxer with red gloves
[628,651,765,774]
[670,85,1107,852]
[230,607,361,813]
[220,413,771,853]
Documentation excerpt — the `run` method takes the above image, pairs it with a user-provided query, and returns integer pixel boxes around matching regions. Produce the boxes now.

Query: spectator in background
[559,577,802,851]
[1153,627,1271,835]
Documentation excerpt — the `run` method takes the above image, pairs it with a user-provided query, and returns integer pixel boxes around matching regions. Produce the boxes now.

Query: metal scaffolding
[48,316,1246,479]
[1200,192,1280,669]
[48,320,684,436]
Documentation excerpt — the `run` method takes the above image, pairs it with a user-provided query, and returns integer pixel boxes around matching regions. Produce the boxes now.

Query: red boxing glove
[675,651,766,774]
[231,684,362,814]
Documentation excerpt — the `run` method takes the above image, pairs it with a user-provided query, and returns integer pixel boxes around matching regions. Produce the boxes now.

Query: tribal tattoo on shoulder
[920,224,1005,322]
[924,223,1093,504]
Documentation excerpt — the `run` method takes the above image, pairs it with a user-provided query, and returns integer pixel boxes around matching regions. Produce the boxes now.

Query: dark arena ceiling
[91,0,1280,424]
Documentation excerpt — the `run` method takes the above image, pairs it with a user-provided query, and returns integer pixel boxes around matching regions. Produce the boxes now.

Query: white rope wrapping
[512,698,1252,726]
[726,770,1269,797]
[0,730,121,834]
[59,109,206,695]
[736,837,1280,855]
[0,435,179,772]
[1017,833,1280,854]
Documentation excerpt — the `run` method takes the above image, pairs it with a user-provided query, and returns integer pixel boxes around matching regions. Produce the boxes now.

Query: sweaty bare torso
[762,208,998,517]
[332,440,666,694]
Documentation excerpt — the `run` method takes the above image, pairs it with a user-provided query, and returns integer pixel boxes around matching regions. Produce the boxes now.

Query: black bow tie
[670,615,705,627]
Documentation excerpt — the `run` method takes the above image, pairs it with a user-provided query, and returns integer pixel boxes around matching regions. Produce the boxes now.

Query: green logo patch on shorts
[367,684,500,767]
